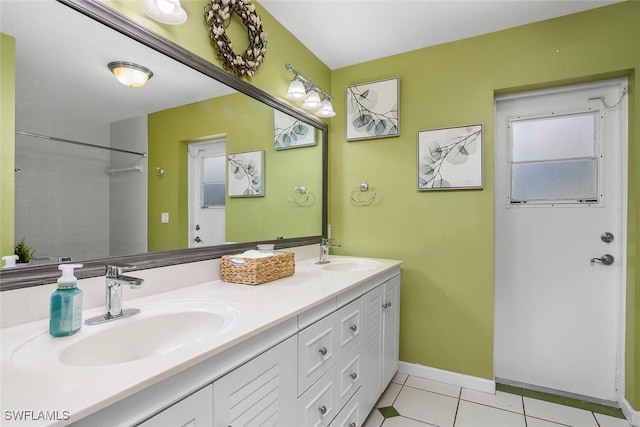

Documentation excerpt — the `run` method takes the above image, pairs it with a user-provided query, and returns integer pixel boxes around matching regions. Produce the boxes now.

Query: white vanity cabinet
[297,298,363,426]
[66,266,400,427]
[213,336,298,426]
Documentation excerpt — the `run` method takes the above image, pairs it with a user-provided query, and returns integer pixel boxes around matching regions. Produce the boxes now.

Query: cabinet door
[137,385,213,427]
[360,285,383,413]
[298,313,336,395]
[382,275,400,387]
[213,336,297,427]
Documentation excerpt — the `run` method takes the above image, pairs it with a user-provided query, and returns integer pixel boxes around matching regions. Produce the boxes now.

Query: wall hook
[350,182,376,206]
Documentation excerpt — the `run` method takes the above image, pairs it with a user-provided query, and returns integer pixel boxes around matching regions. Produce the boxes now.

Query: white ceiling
[259,0,623,70]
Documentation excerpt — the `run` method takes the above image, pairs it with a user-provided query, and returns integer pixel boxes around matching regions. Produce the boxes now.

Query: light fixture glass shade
[143,0,187,25]
[301,91,322,111]
[316,99,336,117]
[285,79,307,101]
[108,62,153,88]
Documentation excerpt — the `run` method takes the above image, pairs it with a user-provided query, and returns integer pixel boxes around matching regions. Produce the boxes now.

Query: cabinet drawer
[335,298,362,359]
[335,344,361,411]
[137,385,212,427]
[298,313,336,395]
[330,390,362,427]
[298,366,337,427]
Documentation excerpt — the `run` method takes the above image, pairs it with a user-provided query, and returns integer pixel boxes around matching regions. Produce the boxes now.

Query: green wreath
[205,0,268,77]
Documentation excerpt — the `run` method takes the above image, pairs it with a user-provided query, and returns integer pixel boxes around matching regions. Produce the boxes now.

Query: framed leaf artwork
[227,150,264,197]
[346,77,399,141]
[274,109,316,150]
[417,124,483,190]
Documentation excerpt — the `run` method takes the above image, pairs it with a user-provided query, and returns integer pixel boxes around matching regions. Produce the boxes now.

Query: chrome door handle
[350,372,358,380]
[350,324,357,332]
[319,405,327,415]
[319,347,328,356]
[590,254,614,265]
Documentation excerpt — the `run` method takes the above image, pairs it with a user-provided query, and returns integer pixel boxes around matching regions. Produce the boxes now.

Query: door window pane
[202,155,225,208]
[512,113,596,162]
[203,183,225,206]
[511,159,597,202]
[509,111,599,204]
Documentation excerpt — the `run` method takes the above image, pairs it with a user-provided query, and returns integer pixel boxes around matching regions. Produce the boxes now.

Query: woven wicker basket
[221,252,295,285]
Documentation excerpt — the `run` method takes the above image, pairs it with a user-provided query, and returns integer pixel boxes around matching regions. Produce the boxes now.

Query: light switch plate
[161,212,169,223]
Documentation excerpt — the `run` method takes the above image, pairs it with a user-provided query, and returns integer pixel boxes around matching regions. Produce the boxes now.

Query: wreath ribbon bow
[205,0,268,77]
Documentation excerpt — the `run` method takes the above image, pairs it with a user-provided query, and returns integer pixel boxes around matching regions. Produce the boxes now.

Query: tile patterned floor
[363,373,632,427]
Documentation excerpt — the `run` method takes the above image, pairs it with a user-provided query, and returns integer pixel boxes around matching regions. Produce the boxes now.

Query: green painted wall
[0,33,16,257]
[147,92,322,250]
[330,1,639,409]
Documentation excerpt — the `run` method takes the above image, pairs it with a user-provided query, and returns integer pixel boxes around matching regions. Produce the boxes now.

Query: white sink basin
[11,300,241,368]
[321,259,382,272]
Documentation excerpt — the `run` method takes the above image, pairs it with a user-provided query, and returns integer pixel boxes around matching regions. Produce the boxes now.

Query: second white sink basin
[321,259,382,272]
[12,300,241,368]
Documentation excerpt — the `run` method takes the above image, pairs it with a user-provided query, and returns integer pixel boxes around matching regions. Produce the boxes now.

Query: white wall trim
[622,398,640,427]
[398,361,495,394]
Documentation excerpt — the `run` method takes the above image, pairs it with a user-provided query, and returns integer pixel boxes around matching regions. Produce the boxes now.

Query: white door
[188,140,226,248]
[494,79,627,403]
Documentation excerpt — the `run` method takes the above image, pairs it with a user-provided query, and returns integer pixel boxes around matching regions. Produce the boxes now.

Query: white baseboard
[622,398,640,427]
[397,361,495,394]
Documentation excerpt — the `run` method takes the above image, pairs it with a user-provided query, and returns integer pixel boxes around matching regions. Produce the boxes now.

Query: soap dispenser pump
[50,263,84,337]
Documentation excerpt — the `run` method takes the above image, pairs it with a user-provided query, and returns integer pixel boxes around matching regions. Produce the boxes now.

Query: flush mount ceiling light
[143,0,187,25]
[285,64,335,118]
[108,61,154,88]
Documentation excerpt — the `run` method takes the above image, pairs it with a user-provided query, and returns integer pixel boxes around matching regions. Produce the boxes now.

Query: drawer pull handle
[350,324,357,332]
[383,301,392,309]
[319,347,328,356]
[319,405,327,415]
[349,423,356,427]
[350,372,358,380]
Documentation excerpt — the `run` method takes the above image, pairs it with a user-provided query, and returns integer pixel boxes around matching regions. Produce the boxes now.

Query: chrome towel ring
[350,182,376,206]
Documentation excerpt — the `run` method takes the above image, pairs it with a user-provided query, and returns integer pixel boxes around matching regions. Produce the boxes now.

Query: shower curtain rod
[15,130,148,157]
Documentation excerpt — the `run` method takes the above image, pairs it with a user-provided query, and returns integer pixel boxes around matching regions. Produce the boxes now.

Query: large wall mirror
[0,0,327,290]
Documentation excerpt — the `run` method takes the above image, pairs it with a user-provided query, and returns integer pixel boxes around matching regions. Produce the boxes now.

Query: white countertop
[0,255,401,426]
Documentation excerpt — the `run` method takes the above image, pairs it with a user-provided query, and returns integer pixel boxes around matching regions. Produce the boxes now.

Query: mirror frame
[0,0,328,291]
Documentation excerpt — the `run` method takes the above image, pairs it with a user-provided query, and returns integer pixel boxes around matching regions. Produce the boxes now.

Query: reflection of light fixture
[143,0,187,25]
[108,61,153,88]
[285,64,335,118]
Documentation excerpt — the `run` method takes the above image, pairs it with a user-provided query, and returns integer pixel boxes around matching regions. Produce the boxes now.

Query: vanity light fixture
[108,61,154,88]
[285,64,335,118]
[143,0,187,25]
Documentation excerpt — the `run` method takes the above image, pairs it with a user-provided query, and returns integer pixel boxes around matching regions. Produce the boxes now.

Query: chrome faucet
[317,238,341,264]
[85,264,144,325]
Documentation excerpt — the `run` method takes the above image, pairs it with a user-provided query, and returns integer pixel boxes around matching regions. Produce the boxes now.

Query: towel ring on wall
[350,182,376,206]
[288,185,312,206]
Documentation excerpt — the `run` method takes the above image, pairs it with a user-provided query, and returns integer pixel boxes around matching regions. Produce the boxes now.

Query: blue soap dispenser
[50,263,84,337]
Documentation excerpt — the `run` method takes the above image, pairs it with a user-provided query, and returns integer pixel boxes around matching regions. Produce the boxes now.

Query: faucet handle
[106,263,136,278]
